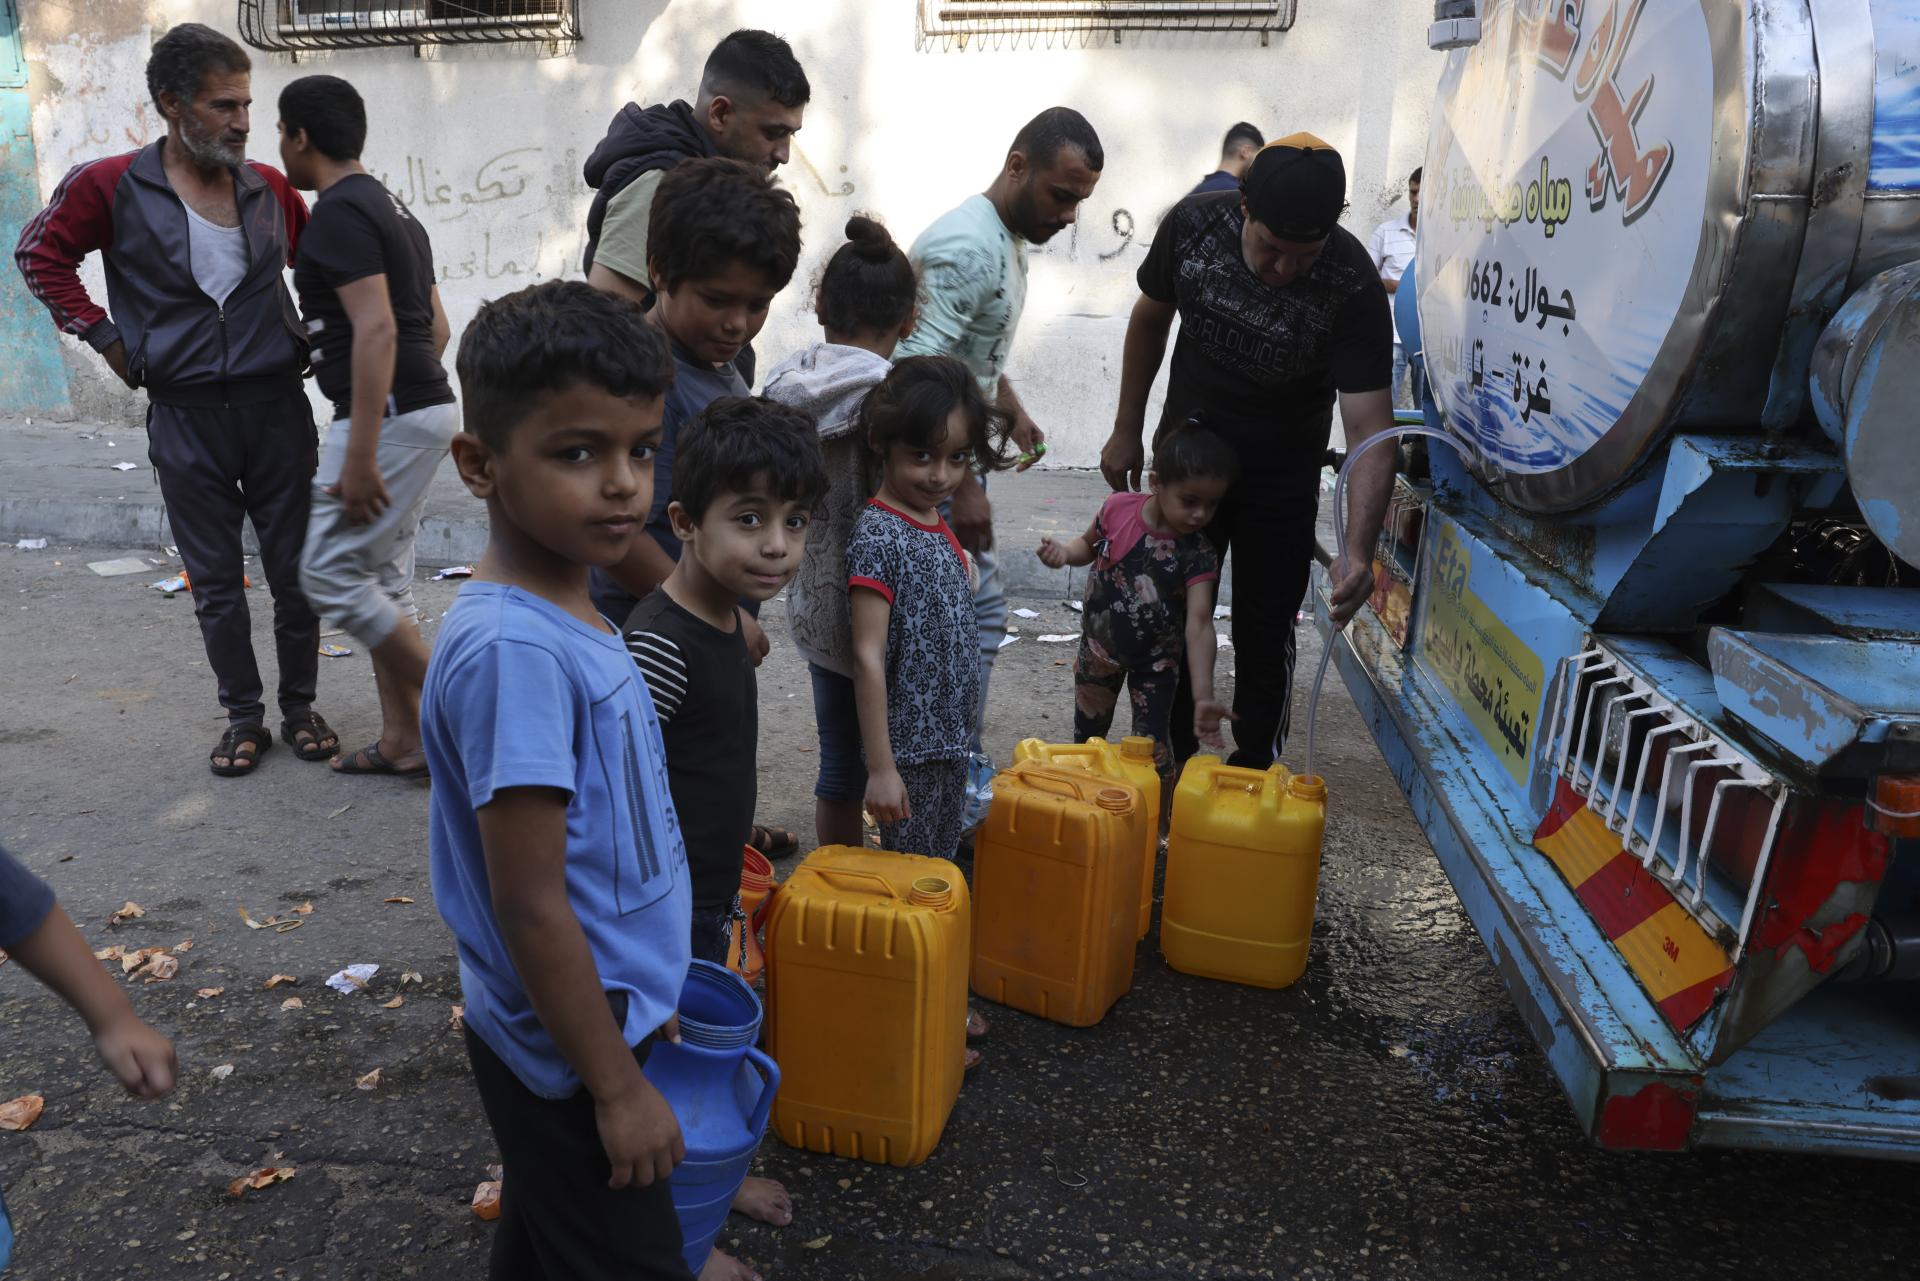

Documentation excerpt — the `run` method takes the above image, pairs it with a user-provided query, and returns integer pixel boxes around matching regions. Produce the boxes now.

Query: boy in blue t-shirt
[587,157,802,635]
[423,280,692,1279]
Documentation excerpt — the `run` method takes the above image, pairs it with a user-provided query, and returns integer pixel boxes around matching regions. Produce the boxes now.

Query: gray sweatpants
[879,758,969,861]
[299,402,458,649]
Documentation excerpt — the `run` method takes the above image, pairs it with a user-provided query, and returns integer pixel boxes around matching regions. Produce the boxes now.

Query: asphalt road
[3,543,1920,1280]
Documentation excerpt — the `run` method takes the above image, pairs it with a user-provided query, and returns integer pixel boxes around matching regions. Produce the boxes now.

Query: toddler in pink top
[1038,420,1237,776]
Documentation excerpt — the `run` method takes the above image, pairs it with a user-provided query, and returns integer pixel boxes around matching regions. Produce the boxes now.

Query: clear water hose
[1298,426,1467,781]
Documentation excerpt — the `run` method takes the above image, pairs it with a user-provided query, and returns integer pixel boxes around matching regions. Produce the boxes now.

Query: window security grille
[237,0,580,53]
[917,0,1298,49]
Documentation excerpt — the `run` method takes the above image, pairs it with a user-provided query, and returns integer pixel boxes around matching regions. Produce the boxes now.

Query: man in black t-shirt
[279,75,457,778]
[1100,134,1397,768]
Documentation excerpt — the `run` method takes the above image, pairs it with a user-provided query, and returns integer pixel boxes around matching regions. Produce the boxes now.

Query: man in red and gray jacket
[15,23,338,777]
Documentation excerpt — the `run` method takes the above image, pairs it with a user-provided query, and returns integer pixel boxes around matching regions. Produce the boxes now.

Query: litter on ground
[320,643,353,658]
[15,538,47,550]
[87,557,150,576]
[326,964,380,995]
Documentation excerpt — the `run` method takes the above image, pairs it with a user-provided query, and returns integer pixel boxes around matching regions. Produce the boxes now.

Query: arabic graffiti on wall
[367,145,583,287]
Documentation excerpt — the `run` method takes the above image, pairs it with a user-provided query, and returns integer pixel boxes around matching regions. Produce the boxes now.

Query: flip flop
[331,741,429,779]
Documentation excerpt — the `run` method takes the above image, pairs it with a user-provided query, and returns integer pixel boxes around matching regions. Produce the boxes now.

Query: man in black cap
[1099,133,1396,769]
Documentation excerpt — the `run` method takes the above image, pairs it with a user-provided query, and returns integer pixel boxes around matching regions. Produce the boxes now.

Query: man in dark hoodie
[582,28,808,386]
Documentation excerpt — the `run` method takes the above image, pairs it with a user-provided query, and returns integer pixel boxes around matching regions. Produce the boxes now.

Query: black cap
[1242,133,1347,242]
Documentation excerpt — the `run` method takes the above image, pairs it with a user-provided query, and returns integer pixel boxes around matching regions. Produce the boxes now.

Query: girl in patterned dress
[846,356,1014,861]
[1038,420,1238,778]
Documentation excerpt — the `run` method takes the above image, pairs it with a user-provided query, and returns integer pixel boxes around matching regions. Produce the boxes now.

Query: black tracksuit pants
[1164,403,1325,771]
[146,391,320,726]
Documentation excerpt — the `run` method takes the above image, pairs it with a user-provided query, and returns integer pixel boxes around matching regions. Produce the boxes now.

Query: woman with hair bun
[762,215,920,849]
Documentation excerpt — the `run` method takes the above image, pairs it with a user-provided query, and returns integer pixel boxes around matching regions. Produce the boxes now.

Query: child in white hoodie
[762,216,919,849]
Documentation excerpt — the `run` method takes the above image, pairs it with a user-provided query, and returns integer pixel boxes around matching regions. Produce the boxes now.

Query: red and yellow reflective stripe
[1534,779,1732,1031]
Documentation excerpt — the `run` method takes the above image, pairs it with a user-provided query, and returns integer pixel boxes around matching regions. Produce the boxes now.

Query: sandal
[748,823,799,857]
[280,712,340,762]
[210,723,271,777]
[331,741,429,779]
[967,1009,990,1040]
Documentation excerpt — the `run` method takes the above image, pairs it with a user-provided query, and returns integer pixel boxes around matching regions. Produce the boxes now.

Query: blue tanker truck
[1317,0,1920,1157]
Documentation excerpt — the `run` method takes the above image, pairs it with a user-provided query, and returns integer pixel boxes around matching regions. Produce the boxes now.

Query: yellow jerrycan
[1011,735,1161,938]
[764,847,969,1167]
[1161,757,1327,989]
[971,761,1140,1027]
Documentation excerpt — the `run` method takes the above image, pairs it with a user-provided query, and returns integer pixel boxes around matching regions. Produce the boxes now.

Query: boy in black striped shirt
[624,396,827,1275]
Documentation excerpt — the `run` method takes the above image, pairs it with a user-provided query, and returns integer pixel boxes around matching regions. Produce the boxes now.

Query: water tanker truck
[1316,0,1920,1157]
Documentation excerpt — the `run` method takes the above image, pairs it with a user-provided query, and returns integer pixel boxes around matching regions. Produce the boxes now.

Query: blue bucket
[644,961,780,1274]
[676,959,761,1049]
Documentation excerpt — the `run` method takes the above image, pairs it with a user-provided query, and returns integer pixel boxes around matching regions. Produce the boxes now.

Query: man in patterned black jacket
[1098,134,1398,769]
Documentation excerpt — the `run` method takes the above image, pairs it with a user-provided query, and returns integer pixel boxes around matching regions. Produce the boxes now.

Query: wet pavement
[3,542,1920,1279]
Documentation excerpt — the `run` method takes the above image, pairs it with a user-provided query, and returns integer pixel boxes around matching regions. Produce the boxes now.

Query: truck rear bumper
[1316,581,1920,1158]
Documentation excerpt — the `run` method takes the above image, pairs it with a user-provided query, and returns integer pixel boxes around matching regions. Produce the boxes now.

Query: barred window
[237,0,581,52]
[917,0,1299,50]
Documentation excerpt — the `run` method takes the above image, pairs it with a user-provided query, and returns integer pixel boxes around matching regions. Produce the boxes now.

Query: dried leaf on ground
[174,938,194,951]
[801,1235,832,1249]
[383,897,414,905]
[226,1166,296,1198]
[382,996,404,1009]
[209,1064,234,1082]
[239,905,267,929]
[140,953,180,982]
[0,1095,46,1131]
[94,946,125,962]
[195,987,224,999]
[449,1004,465,1031]
[120,946,170,975]
[471,1180,502,1220]
[400,971,423,985]
[485,1164,502,1180]
[263,974,298,989]
[355,1068,382,1091]
[108,901,145,925]
[280,996,304,1011]
[327,803,353,820]
[290,902,314,916]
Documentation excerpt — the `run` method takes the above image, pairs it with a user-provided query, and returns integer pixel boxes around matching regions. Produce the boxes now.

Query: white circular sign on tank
[1417,0,1716,511]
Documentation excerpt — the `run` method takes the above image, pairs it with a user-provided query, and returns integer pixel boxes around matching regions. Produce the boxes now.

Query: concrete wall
[10,0,1442,466]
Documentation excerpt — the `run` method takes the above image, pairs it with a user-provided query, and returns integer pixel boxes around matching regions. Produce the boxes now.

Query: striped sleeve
[625,629,688,725]
[14,153,131,342]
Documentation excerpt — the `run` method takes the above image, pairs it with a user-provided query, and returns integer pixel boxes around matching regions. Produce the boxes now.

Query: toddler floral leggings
[1073,634,1179,778]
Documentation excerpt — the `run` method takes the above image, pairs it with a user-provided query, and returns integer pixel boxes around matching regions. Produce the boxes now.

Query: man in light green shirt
[898,106,1104,750]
